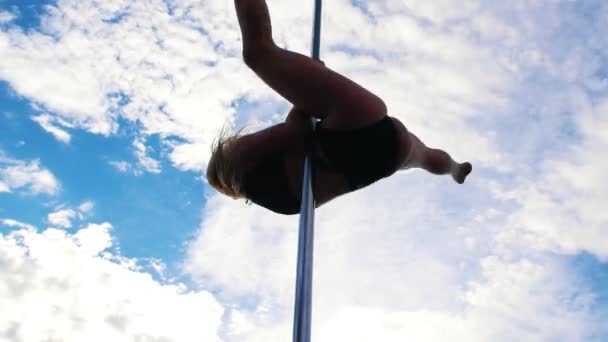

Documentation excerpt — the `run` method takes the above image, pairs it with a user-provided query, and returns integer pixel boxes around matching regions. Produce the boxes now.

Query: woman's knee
[347,93,388,124]
[242,42,276,69]
[326,98,387,130]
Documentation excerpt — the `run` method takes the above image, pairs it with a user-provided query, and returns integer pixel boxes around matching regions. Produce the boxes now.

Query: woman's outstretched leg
[234,0,387,130]
[406,132,472,184]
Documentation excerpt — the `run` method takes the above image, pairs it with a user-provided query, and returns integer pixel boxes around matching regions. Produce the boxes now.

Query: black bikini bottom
[311,115,400,191]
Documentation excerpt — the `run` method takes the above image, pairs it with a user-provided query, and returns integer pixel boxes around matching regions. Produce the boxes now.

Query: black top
[242,151,301,215]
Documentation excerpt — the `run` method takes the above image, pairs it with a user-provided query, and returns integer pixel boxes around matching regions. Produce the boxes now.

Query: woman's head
[206,126,248,200]
[206,123,302,215]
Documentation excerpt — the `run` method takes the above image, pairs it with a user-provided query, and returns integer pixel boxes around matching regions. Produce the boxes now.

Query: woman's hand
[285,106,314,149]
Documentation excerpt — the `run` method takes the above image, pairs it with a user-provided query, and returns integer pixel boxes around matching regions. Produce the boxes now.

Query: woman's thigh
[249,46,388,130]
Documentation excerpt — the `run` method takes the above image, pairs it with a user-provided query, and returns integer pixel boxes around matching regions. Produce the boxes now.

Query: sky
[0,0,607,341]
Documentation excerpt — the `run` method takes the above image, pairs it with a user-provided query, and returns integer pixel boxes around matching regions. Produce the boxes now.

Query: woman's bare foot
[452,162,472,184]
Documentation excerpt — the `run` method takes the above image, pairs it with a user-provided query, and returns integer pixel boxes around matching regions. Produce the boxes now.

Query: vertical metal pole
[293,1,322,342]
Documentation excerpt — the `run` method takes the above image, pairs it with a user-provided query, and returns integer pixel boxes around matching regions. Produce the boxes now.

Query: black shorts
[312,115,400,191]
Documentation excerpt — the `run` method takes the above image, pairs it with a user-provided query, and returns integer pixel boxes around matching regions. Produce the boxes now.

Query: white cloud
[31,114,72,143]
[47,202,96,229]
[147,258,167,281]
[111,141,162,174]
[0,0,255,174]
[0,224,224,342]
[184,3,608,340]
[47,209,76,229]
[2,0,608,341]
[0,11,16,24]
[500,96,608,260]
[1,219,35,231]
[187,189,605,341]
[133,138,161,175]
[168,141,209,172]
[0,153,60,195]
[309,257,598,342]
[109,161,131,173]
[111,138,163,175]
[78,201,94,215]
[73,222,113,256]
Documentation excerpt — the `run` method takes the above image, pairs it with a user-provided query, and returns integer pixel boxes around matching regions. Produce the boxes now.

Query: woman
[207,0,472,215]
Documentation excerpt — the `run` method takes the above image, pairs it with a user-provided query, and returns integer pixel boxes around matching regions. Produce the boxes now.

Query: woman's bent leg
[235,0,387,130]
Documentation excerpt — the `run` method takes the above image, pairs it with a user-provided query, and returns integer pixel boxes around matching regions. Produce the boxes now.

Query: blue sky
[1,79,204,268]
[1,0,608,341]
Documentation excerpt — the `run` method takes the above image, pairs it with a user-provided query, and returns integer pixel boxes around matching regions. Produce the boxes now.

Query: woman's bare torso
[283,116,410,207]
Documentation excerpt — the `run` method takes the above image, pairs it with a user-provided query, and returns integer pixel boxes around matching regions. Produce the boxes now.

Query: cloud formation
[31,114,72,143]
[0,0,260,174]
[0,218,35,231]
[502,96,608,260]
[0,152,60,195]
[186,0,608,340]
[47,208,76,228]
[1,0,607,341]
[0,222,224,342]
[46,201,94,229]
[186,187,605,341]
[0,10,16,24]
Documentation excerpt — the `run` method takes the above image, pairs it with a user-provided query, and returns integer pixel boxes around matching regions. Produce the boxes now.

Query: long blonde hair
[206,124,251,200]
